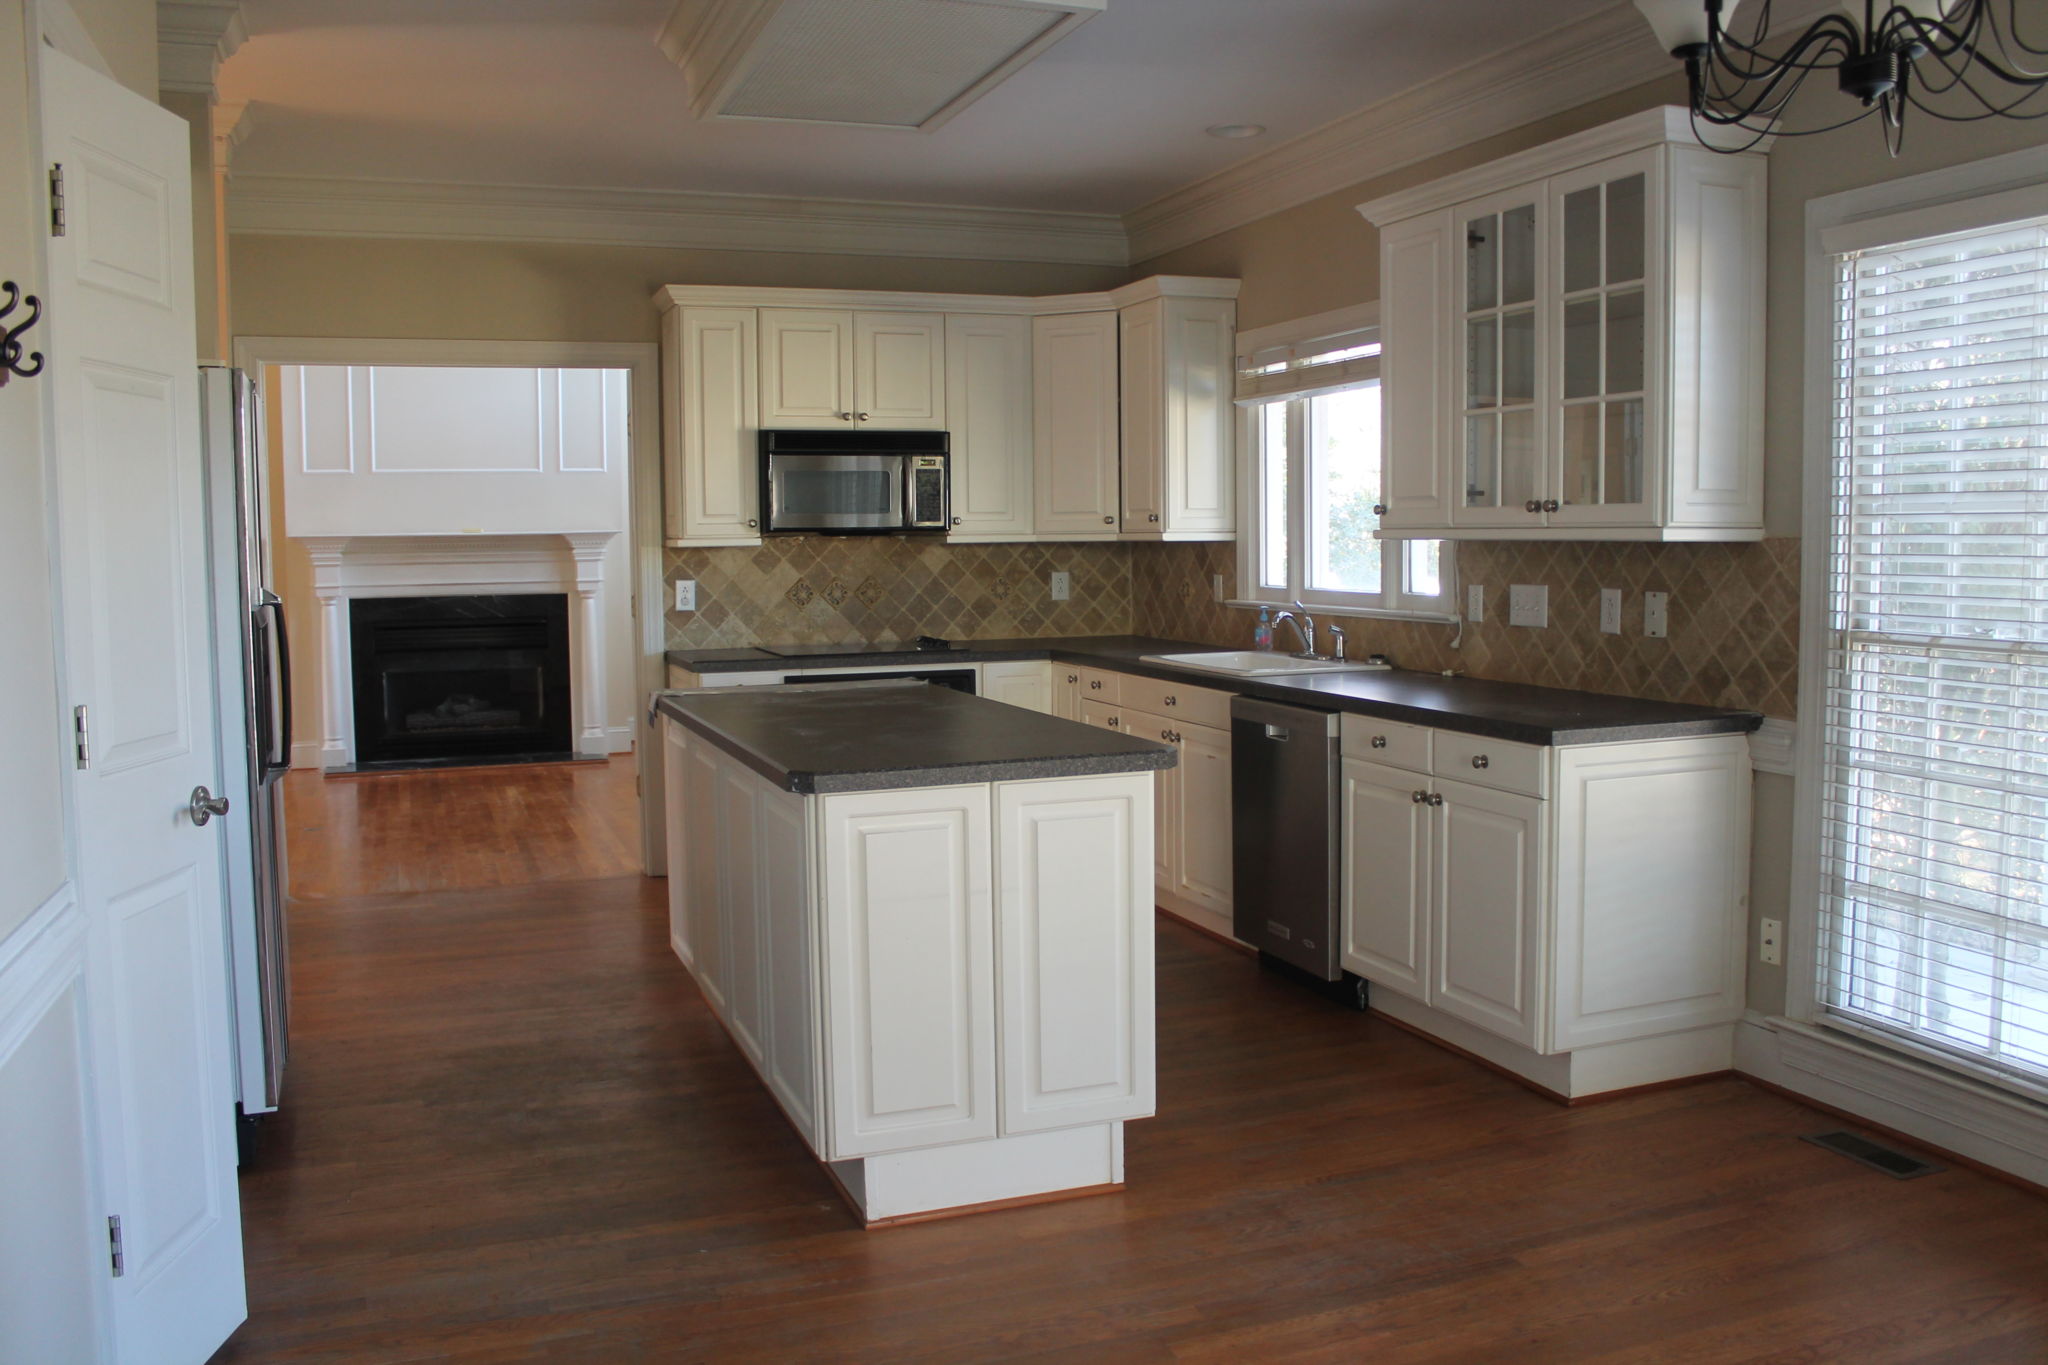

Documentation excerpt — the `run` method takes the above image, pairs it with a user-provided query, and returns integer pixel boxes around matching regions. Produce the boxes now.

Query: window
[1238,318,1449,615]
[1817,208,2048,1096]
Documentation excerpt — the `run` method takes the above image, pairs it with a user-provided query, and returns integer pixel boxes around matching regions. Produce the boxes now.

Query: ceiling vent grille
[659,0,1104,132]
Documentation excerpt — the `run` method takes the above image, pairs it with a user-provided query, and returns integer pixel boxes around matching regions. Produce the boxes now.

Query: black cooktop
[756,636,964,659]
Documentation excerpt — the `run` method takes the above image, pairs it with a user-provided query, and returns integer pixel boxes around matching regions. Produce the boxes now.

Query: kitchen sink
[1139,651,1392,678]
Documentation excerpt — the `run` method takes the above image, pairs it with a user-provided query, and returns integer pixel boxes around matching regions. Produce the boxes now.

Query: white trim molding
[1748,717,1796,777]
[1737,1017,2048,1188]
[0,883,84,1062]
[225,175,1132,267]
[157,1,246,95]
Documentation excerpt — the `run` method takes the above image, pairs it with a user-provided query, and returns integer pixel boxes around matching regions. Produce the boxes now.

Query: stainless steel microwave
[759,429,951,534]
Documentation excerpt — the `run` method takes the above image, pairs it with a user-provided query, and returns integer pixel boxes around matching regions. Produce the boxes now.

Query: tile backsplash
[662,535,1798,718]
[1131,539,1799,719]
[663,538,1134,649]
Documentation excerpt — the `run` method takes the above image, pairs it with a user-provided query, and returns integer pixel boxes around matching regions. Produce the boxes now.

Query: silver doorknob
[188,785,230,826]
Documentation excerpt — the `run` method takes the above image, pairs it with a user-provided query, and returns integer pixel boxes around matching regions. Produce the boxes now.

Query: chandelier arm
[2001,0,2048,58]
[1915,22,2048,98]
[1970,17,2048,83]
[1694,30,1850,124]
[1710,13,1863,77]
[1904,61,2048,119]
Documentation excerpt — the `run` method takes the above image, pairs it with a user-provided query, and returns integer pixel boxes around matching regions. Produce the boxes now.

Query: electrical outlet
[1759,917,1784,967]
[1644,590,1669,638]
[1599,587,1621,635]
[1466,583,1485,623]
[673,579,697,613]
[1508,584,1548,628]
[1049,570,1071,602]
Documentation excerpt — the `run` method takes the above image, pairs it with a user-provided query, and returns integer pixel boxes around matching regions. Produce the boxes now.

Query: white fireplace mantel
[301,532,619,768]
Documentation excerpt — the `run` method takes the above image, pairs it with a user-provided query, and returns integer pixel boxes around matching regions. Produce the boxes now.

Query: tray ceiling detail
[658,0,1104,131]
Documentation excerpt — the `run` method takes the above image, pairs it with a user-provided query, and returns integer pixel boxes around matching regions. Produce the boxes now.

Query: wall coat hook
[1,280,47,387]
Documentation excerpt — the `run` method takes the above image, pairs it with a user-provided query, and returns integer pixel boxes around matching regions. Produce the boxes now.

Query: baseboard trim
[1369,1005,1569,1105]
[1153,900,1251,955]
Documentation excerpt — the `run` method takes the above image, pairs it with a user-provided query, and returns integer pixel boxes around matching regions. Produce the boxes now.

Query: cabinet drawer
[1340,715,1431,774]
[1076,667,1122,704]
[1431,730,1548,797]
[1118,673,1231,729]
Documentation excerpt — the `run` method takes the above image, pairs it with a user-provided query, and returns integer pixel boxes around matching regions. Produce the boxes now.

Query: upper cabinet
[657,278,1239,548]
[760,309,945,430]
[1359,108,1767,542]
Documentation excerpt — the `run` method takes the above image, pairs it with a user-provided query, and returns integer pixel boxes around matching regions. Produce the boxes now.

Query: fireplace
[348,594,572,768]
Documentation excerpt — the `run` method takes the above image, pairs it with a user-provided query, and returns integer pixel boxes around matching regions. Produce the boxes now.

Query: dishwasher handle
[1229,694,1339,737]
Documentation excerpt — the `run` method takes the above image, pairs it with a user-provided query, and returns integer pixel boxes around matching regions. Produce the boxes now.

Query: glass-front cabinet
[1363,109,1766,542]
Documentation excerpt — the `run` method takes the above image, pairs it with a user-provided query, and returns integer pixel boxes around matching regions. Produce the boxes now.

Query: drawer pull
[1472,754,1490,769]
[1163,695,1177,706]
[1371,735,1388,749]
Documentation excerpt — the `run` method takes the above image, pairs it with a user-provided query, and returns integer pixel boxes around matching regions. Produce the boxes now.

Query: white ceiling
[216,0,1626,217]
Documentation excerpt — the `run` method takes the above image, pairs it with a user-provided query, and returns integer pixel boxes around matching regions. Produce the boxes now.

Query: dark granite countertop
[655,681,1177,794]
[666,635,1763,747]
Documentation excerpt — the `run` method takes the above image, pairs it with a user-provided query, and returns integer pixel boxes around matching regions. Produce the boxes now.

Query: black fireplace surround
[349,594,571,768]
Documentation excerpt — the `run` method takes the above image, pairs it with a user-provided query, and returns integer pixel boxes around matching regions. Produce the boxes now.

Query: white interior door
[41,46,247,1364]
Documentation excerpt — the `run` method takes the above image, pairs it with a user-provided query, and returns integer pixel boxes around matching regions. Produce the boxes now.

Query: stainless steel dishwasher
[1231,694,1344,983]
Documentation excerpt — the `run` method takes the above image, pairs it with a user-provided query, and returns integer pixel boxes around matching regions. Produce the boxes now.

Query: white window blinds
[1236,329,1380,403]
[1822,213,2048,1095]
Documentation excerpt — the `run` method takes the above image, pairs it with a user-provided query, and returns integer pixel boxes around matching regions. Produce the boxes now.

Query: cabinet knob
[1161,728,1172,741]
[1148,513,1159,522]
[1109,717,1119,728]
[839,412,853,421]
[1372,503,1387,516]
[951,517,963,526]
[1471,754,1490,769]
[1524,499,1541,513]
[1103,516,1115,525]
[1163,695,1177,706]
[747,518,759,528]
[1412,790,1427,804]
[857,412,871,421]
[1542,499,1561,513]
[1371,735,1388,749]
[1428,792,1445,807]
[1171,730,1182,743]
[1090,680,1102,690]
[1067,673,1078,684]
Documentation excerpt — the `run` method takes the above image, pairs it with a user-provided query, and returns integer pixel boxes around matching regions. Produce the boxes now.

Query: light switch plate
[673,579,697,612]
[1466,583,1485,623]
[1049,571,1071,602]
[1212,574,1226,602]
[1508,583,1548,628]
[1644,590,1669,638]
[1599,587,1621,635]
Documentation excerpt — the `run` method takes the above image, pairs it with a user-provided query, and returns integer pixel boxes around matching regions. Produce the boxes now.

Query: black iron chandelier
[1633,0,2048,152]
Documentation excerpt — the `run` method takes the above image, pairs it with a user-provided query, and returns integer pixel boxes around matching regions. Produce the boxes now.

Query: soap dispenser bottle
[1253,606,1273,651]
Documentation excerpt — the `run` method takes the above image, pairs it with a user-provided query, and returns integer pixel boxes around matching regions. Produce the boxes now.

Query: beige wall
[67,0,153,96]
[160,89,228,363]
[0,3,69,939]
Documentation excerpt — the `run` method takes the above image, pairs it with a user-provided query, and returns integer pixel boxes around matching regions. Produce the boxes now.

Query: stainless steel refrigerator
[200,365,292,1121]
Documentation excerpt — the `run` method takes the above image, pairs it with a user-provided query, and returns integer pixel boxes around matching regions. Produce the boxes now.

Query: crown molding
[1121,0,1836,264]
[225,175,1131,267]
[157,1,245,95]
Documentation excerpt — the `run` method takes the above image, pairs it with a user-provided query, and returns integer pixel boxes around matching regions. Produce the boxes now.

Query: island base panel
[827,1122,1124,1227]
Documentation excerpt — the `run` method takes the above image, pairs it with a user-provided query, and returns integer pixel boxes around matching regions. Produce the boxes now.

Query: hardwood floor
[218,768,2048,1363]
[281,757,642,899]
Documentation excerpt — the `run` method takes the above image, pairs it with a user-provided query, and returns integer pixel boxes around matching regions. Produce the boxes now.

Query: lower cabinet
[1118,677,1234,932]
[1339,718,1751,1090]
[981,660,1053,714]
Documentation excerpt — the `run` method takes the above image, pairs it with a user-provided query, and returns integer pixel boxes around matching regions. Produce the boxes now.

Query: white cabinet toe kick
[661,716,1155,1226]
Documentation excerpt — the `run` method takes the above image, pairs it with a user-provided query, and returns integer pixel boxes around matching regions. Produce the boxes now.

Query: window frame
[1232,306,1456,621]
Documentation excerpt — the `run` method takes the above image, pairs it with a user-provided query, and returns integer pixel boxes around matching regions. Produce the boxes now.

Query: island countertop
[655,681,1178,794]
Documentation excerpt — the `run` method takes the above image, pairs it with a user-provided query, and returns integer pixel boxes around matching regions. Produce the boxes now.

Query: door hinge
[73,704,90,768]
[49,163,65,237]
[107,1214,123,1277]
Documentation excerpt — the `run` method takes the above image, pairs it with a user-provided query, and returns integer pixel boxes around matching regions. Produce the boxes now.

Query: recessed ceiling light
[1205,123,1266,140]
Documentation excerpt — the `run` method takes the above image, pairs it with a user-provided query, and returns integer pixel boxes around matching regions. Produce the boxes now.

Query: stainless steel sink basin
[1139,650,1392,678]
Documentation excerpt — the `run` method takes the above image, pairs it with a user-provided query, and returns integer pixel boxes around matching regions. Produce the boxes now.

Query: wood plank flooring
[217,767,2048,1364]
[281,758,641,899]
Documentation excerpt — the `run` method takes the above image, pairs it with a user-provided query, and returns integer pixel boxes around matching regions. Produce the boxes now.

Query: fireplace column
[564,532,616,758]
[303,537,352,770]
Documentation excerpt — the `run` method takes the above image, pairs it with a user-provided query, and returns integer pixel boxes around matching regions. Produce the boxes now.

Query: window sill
[1225,599,1461,626]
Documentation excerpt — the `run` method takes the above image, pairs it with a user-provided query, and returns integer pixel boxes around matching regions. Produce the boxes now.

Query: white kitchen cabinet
[1119,288,1236,540]
[717,758,768,1066]
[982,660,1053,714]
[1032,312,1122,539]
[1338,714,1751,1097]
[759,308,944,430]
[945,314,1035,540]
[1049,664,1083,721]
[1358,107,1766,541]
[1078,699,1124,732]
[996,776,1155,1133]
[679,727,727,1011]
[661,305,762,545]
[1118,675,1233,933]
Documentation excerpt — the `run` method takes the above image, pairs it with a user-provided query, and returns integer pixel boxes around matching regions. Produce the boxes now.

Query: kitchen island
[655,681,1175,1226]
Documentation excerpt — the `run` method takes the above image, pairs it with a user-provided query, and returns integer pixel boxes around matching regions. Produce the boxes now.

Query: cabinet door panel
[945,314,1034,538]
[684,734,726,1012]
[996,776,1155,1132]
[669,307,761,542]
[1430,777,1546,1049]
[1050,666,1083,721]
[1173,721,1233,915]
[856,311,946,429]
[662,721,694,964]
[1163,296,1236,535]
[759,787,819,1148]
[1379,213,1456,531]
[1119,298,1163,532]
[1032,312,1122,537]
[760,309,853,427]
[718,761,767,1066]
[982,661,1053,714]
[1341,758,1429,996]
[820,786,996,1157]
[1452,189,1549,530]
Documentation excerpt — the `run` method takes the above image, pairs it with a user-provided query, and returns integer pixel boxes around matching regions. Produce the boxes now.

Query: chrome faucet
[1271,602,1323,660]
[1327,623,1348,661]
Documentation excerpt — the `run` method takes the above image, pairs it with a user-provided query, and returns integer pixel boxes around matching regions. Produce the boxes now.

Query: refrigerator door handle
[258,592,293,776]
